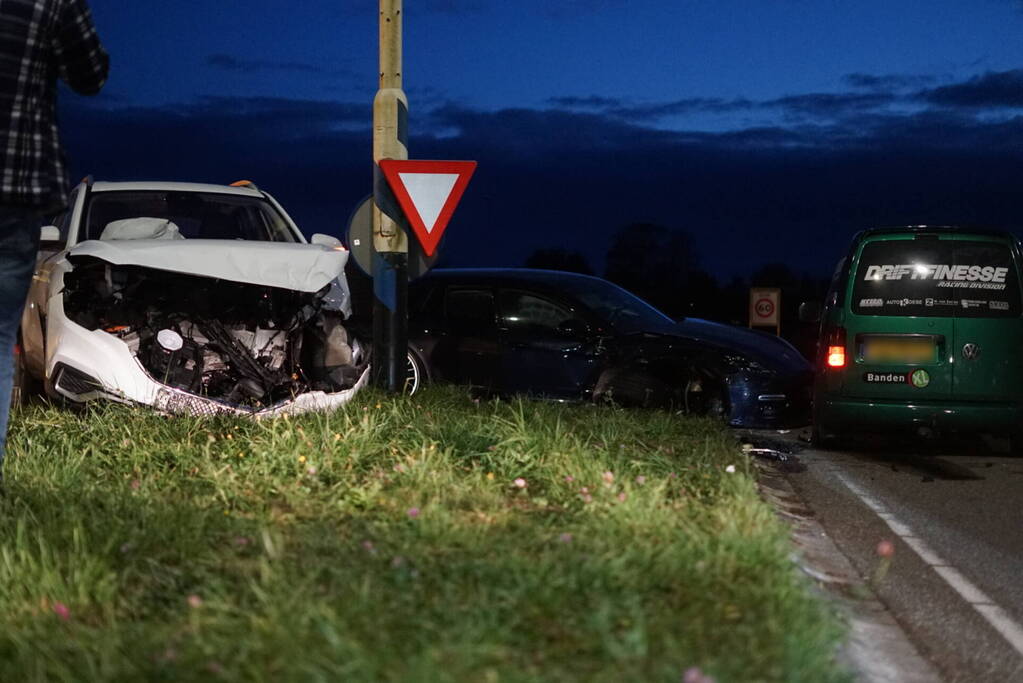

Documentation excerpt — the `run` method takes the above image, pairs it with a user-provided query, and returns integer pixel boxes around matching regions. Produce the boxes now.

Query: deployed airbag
[100,217,184,241]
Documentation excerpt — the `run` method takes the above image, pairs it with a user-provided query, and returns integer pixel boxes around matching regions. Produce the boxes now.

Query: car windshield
[555,277,674,332]
[81,190,298,243]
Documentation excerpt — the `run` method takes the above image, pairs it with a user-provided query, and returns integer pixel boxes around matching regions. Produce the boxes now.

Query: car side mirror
[557,318,589,338]
[40,225,62,249]
[311,233,342,248]
[799,301,822,323]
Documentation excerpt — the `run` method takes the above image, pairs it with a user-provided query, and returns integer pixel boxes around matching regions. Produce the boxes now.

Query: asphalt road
[746,430,1023,683]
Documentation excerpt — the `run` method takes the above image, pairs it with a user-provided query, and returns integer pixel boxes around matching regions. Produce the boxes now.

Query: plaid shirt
[0,0,107,211]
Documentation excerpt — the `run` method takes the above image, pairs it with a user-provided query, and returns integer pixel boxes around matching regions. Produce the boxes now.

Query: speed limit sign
[749,287,781,333]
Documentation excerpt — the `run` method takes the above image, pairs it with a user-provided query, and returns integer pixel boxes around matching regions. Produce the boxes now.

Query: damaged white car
[15,179,370,416]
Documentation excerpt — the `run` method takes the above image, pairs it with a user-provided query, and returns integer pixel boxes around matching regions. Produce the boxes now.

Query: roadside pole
[372,0,409,391]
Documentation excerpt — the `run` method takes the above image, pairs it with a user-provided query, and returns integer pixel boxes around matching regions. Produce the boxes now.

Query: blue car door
[496,288,601,399]
[432,287,501,390]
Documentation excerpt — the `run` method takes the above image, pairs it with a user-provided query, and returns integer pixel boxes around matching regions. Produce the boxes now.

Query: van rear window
[852,240,1021,318]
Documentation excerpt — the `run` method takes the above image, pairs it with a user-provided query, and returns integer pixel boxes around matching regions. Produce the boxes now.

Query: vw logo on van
[962,343,981,361]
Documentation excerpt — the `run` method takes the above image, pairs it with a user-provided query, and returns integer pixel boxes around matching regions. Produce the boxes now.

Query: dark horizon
[64,1,1023,281]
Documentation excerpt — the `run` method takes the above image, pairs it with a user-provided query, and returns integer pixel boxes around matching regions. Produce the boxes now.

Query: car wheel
[10,339,38,406]
[404,347,430,395]
[683,375,730,421]
[810,421,842,450]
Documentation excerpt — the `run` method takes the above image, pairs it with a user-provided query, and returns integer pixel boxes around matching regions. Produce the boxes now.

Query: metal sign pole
[373,0,409,392]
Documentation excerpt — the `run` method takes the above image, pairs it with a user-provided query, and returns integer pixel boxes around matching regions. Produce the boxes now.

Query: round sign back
[345,196,438,280]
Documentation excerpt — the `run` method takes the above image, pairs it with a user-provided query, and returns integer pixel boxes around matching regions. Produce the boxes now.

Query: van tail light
[825,326,847,369]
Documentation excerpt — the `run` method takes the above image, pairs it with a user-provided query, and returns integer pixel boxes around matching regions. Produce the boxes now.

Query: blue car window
[445,288,495,333]
[500,291,574,333]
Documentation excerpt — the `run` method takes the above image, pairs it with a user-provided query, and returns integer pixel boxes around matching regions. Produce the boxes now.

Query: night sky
[62,1,1023,279]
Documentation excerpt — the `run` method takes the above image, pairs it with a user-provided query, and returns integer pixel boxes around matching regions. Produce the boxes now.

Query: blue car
[405,268,811,428]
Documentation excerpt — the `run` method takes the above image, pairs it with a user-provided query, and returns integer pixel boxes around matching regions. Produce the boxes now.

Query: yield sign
[379,159,477,257]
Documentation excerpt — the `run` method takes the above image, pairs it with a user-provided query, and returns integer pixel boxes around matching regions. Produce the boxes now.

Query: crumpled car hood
[674,317,810,374]
[67,239,348,293]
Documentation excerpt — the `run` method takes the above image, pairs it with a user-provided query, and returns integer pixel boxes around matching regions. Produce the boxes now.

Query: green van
[812,226,1023,445]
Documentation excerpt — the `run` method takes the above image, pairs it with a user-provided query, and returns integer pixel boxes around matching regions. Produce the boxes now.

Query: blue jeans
[0,208,41,479]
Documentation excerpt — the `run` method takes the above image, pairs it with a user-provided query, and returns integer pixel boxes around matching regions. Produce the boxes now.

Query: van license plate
[862,338,935,364]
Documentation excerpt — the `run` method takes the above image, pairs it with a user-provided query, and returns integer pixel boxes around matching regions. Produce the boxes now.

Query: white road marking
[974,605,1023,654]
[900,536,944,566]
[835,472,1023,658]
[932,566,992,605]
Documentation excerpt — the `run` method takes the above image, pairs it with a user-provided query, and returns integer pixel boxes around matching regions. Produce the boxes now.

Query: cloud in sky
[546,68,1023,129]
[204,54,358,82]
[921,69,1023,108]
[206,54,327,75]
[61,67,1023,279]
[843,72,938,91]
[550,90,896,124]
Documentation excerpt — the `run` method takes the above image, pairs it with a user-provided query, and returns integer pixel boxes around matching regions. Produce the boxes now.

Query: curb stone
[755,460,941,683]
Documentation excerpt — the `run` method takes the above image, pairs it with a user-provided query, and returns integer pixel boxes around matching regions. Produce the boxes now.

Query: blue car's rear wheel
[404,347,430,395]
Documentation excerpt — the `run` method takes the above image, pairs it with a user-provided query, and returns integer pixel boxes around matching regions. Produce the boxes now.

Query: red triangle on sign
[379,159,477,257]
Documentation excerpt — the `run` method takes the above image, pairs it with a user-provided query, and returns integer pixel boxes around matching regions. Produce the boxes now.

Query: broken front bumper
[47,295,370,418]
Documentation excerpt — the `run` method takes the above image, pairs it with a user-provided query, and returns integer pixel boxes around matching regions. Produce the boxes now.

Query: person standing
[0,0,107,480]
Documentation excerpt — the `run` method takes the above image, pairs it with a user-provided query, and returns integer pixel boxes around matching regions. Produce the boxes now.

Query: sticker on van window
[852,241,1021,318]
[885,298,923,308]
[864,264,1009,284]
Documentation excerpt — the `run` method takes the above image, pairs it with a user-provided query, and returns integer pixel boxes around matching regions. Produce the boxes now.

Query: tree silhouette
[604,223,698,317]
[523,248,593,274]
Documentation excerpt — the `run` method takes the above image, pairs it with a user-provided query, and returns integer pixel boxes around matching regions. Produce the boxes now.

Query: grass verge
[0,387,847,682]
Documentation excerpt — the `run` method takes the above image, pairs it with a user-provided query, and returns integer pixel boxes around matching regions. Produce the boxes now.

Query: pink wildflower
[513,477,527,489]
[187,594,203,609]
[635,475,646,485]
[682,667,715,683]
[602,471,614,483]
[564,475,575,483]
[362,540,375,552]
[130,479,141,491]
[52,602,70,621]
[407,507,420,518]
[618,492,628,502]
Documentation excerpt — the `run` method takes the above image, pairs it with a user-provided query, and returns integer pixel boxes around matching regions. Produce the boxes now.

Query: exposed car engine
[62,256,367,410]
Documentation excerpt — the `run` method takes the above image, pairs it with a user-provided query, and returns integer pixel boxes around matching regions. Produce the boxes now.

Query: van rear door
[845,236,955,400]
[949,238,1023,402]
